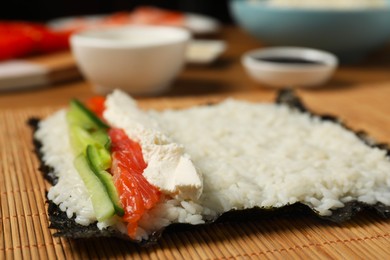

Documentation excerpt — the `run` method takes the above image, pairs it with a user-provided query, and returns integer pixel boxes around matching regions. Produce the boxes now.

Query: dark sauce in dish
[256,57,324,65]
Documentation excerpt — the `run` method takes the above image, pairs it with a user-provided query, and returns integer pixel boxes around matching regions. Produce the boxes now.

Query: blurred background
[0,0,233,24]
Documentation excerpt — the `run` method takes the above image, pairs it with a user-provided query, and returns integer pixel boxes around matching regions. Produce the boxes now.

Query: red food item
[0,6,185,60]
[86,96,106,119]
[0,33,34,61]
[38,29,71,53]
[122,6,184,26]
[0,7,184,61]
[0,22,70,60]
[0,22,36,60]
[109,128,161,238]
[100,12,132,26]
[96,7,184,27]
[52,6,185,34]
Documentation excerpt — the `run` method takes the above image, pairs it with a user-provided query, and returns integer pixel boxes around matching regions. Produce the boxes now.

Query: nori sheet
[28,90,390,244]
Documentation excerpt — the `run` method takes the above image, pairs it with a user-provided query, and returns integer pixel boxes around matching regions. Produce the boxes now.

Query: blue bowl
[229,0,390,61]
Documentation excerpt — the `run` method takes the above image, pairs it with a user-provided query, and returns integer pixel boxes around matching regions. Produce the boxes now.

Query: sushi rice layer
[35,90,390,241]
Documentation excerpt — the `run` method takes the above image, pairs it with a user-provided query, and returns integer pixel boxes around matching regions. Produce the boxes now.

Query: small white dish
[70,25,190,95]
[241,47,338,88]
[186,40,226,64]
[184,13,220,34]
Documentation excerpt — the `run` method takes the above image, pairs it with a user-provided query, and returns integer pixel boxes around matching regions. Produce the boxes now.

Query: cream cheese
[103,90,203,201]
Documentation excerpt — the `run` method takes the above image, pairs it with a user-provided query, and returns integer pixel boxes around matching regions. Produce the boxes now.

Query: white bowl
[70,25,191,95]
[241,47,338,88]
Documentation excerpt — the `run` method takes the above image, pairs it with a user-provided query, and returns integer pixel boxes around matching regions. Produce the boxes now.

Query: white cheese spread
[104,90,203,201]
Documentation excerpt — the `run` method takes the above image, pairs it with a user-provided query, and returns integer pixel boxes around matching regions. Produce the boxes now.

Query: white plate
[0,61,49,91]
[48,13,220,35]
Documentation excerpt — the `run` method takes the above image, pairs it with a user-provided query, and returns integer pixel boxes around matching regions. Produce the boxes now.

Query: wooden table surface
[0,27,389,100]
[1,26,390,140]
[1,25,390,259]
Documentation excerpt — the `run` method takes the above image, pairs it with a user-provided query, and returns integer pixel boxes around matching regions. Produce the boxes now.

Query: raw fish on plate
[48,6,220,35]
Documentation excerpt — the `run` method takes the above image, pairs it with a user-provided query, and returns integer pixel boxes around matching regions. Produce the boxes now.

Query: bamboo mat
[1,107,390,260]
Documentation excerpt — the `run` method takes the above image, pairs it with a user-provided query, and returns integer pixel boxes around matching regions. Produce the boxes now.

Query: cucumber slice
[96,147,111,170]
[68,125,95,155]
[74,154,115,222]
[67,99,123,218]
[68,126,111,169]
[91,129,111,150]
[67,99,109,130]
[87,145,124,217]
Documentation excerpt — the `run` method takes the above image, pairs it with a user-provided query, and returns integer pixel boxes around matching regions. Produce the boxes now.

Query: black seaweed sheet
[28,90,390,244]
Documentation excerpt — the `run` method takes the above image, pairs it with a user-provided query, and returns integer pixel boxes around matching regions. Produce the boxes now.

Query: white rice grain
[154,99,390,216]
[35,110,96,226]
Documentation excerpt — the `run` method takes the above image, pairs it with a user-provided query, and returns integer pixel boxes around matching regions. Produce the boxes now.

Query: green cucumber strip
[74,154,115,222]
[67,104,95,130]
[91,129,111,150]
[68,125,95,155]
[67,99,123,218]
[97,148,111,170]
[96,170,124,217]
[86,145,124,217]
[68,126,111,169]
[68,99,109,130]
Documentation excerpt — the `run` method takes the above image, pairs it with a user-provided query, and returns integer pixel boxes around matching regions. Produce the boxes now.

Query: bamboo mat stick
[1,107,390,259]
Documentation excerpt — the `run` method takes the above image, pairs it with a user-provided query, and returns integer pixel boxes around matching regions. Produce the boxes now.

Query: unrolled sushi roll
[31,90,390,243]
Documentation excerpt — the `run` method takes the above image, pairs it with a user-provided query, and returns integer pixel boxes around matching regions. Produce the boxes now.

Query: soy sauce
[256,56,324,65]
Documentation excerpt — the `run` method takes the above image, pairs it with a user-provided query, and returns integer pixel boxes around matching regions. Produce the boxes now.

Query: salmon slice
[109,128,161,238]
[55,6,185,34]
